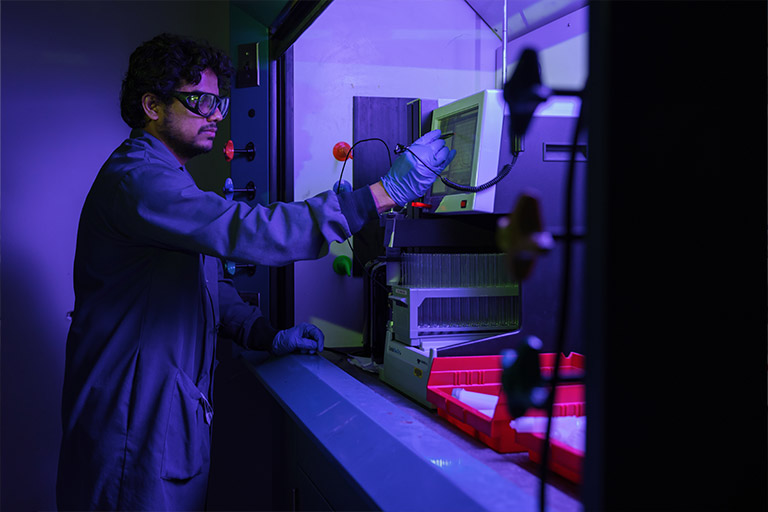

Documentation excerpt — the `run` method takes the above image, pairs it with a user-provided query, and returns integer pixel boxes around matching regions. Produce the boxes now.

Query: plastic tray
[426,352,585,482]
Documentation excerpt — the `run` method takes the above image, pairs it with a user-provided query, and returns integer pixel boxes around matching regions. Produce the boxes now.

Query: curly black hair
[120,33,234,129]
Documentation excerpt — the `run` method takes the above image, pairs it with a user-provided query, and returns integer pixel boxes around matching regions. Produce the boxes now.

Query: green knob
[332,255,352,276]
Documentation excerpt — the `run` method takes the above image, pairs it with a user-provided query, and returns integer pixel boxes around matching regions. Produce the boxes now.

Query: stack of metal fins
[397,253,518,333]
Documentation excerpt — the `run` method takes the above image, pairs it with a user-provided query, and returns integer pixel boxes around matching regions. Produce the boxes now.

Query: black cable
[334,137,393,293]
[345,238,390,294]
[538,90,587,512]
[396,144,519,193]
[335,137,392,193]
[438,160,516,192]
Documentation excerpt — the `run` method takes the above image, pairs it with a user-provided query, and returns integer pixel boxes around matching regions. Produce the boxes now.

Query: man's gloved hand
[381,129,457,207]
[271,322,325,356]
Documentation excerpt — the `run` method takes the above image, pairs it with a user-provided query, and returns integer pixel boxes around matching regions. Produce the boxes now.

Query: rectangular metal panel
[351,96,415,276]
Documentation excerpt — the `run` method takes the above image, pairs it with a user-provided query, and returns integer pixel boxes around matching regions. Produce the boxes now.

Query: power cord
[538,87,587,512]
[394,143,519,192]
[334,138,395,293]
[335,137,392,193]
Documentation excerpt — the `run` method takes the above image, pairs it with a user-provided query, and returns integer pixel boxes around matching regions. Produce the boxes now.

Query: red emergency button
[333,141,352,161]
[460,200,467,208]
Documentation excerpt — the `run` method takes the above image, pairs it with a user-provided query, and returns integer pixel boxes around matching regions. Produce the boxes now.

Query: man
[56,33,455,510]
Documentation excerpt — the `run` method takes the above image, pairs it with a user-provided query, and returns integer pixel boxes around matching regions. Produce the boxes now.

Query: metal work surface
[243,350,582,512]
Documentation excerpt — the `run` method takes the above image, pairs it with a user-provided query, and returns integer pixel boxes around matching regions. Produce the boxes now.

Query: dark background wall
[0,2,230,509]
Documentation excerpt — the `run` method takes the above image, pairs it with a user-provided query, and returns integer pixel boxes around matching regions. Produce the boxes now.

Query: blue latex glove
[271,322,325,356]
[380,129,457,207]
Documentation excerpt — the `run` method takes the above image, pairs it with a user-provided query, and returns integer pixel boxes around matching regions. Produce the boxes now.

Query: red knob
[223,140,255,162]
[333,141,352,161]
[224,140,235,162]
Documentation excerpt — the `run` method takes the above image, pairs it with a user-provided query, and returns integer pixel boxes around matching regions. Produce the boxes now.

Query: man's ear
[141,93,161,121]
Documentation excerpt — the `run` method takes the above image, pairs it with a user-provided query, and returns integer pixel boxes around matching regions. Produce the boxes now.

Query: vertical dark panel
[206,7,272,510]
[585,2,767,510]
[351,96,415,275]
[229,10,271,320]
[269,47,295,330]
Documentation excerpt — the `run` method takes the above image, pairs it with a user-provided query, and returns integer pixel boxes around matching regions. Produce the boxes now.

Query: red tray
[426,352,585,483]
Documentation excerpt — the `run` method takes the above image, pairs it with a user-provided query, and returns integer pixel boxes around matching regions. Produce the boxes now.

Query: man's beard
[158,120,211,162]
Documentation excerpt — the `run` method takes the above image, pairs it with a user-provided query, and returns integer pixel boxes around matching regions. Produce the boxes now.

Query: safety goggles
[171,91,230,118]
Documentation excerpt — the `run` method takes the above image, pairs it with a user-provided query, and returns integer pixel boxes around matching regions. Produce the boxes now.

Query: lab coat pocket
[161,369,212,481]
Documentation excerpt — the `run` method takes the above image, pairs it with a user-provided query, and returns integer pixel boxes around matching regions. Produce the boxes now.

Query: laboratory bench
[236,348,582,512]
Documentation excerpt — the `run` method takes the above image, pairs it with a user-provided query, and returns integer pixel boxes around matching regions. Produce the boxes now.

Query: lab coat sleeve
[216,260,278,351]
[113,163,377,267]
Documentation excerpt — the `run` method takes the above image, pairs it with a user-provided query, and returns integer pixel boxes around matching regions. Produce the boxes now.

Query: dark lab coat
[56,130,376,510]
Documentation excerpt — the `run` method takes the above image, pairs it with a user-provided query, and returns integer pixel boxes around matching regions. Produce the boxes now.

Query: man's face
[154,68,223,164]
